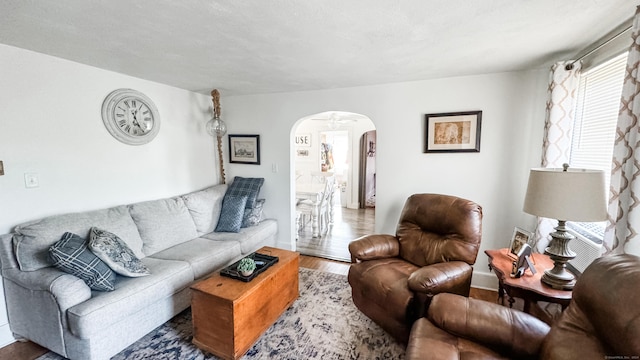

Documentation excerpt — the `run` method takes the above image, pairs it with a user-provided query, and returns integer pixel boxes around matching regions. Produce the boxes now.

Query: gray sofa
[0,184,278,360]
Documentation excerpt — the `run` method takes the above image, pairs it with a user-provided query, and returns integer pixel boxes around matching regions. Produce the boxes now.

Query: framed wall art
[228,134,260,165]
[424,110,482,153]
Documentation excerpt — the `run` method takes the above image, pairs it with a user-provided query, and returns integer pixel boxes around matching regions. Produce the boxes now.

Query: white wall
[223,69,549,290]
[0,44,218,346]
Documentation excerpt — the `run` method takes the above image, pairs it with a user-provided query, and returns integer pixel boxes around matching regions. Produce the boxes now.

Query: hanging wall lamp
[206,89,228,184]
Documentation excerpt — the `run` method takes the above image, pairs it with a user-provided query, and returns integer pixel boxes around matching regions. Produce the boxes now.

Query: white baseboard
[347,202,359,210]
[471,270,499,291]
[0,323,15,348]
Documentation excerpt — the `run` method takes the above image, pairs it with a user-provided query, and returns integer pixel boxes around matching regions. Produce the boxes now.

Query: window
[568,52,628,241]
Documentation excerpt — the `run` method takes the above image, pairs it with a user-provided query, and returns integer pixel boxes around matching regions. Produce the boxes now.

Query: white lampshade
[523,167,607,222]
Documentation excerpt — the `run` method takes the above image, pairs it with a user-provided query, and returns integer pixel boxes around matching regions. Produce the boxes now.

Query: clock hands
[130,108,147,133]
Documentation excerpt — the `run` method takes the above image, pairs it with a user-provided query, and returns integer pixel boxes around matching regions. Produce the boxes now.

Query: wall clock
[101,89,160,145]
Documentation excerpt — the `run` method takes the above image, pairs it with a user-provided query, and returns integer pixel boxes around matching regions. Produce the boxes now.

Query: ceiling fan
[309,112,362,129]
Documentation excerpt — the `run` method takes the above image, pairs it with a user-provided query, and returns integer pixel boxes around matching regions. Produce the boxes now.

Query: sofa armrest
[428,293,550,359]
[348,234,399,263]
[3,267,91,310]
[408,261,473,295]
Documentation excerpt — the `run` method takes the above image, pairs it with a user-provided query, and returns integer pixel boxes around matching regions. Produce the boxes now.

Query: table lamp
[523,164,607,290]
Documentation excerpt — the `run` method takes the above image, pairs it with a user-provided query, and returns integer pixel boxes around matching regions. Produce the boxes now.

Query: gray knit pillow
[49,232,116,291]
[215,195,248,233]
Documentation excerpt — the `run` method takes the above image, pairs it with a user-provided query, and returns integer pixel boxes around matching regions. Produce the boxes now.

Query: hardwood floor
[0,341,47,360]
[300,253,350,276]
[296,204,375,262]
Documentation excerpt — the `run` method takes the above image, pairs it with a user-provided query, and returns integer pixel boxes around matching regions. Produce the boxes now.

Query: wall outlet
[0,161,3,176]
[24,173,39,188]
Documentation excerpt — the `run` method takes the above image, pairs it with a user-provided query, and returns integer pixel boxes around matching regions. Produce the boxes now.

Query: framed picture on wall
[424,111,482,153]
[228,134,260,165]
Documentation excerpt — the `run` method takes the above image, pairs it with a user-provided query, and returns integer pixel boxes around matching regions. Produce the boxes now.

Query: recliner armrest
[407,261,473,294]
[428,293,550,359]
[348,234,399,263]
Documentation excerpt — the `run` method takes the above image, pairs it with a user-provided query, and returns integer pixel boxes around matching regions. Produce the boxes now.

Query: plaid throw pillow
[225,177,264,209]
[49,232,116,291]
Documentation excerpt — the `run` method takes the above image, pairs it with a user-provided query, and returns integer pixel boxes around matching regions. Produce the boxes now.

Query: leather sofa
[348,193,482,343]
[406,253,640,359]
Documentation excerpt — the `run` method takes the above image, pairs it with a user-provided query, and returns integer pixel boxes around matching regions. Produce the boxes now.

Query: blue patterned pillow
[49,232,116,291]
[215,195,248,233]
[242,199,265,228]
[89,227,151,277]
[225,177,264,209]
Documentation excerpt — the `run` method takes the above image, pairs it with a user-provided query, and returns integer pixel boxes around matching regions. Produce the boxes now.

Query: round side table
[485,249,572,320]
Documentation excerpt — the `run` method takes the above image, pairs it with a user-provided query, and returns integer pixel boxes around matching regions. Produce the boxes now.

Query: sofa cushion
[215,195,248,233]
[67,257,193,339]
[13,205,143,271]
[150,237,242,279]
[242,199,265,228]
[129,196,199,256]
[48,232,116,292]
[89,227,150,277]
[203,219,278,254]
[225,176,264,209]
[182,184,227,235]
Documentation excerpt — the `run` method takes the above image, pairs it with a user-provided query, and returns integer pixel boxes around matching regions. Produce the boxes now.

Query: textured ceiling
[0,1,634,95]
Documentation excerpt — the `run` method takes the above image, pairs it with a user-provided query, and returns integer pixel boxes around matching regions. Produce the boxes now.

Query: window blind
[569,52,627,239]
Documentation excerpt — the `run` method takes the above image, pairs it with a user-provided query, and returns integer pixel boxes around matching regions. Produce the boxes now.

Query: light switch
[0,161,3,176]
[272,163,279,173]
[24,173,39,188]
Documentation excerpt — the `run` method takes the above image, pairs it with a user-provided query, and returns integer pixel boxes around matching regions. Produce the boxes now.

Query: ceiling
[0,1,634,96]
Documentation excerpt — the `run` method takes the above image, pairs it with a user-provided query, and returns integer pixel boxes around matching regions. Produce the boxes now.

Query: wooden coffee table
[485,249,572,320]
[191,246,299,360]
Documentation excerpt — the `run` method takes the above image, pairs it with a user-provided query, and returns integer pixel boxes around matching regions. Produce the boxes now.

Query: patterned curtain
[532,61,582,253]
[604,7,640,256]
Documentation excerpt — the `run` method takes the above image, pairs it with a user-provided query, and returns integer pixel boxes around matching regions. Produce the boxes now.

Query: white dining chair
[296,174,335,237]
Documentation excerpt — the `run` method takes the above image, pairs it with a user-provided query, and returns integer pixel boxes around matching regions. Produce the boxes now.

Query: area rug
[37,268,406,359]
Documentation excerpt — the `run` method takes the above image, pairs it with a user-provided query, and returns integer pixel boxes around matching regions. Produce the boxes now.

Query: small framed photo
[424,111,482,153]
[509,227,532,258]
[228,134,260,165]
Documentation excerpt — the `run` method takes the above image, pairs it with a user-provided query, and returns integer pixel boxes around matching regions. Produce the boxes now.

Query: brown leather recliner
[406,254,640,360]
[347,193,483,344]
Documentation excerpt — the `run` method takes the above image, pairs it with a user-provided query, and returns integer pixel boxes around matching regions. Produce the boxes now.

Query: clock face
[101,89,160,145]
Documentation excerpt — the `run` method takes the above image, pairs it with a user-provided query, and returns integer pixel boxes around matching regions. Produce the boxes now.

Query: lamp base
[542,220,576,291]
[541,271,576,290]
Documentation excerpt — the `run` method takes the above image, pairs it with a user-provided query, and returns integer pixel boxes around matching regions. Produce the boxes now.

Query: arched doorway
[292,111,376,261]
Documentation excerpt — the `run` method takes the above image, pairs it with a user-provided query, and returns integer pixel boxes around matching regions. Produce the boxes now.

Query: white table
[296,183,334,238]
